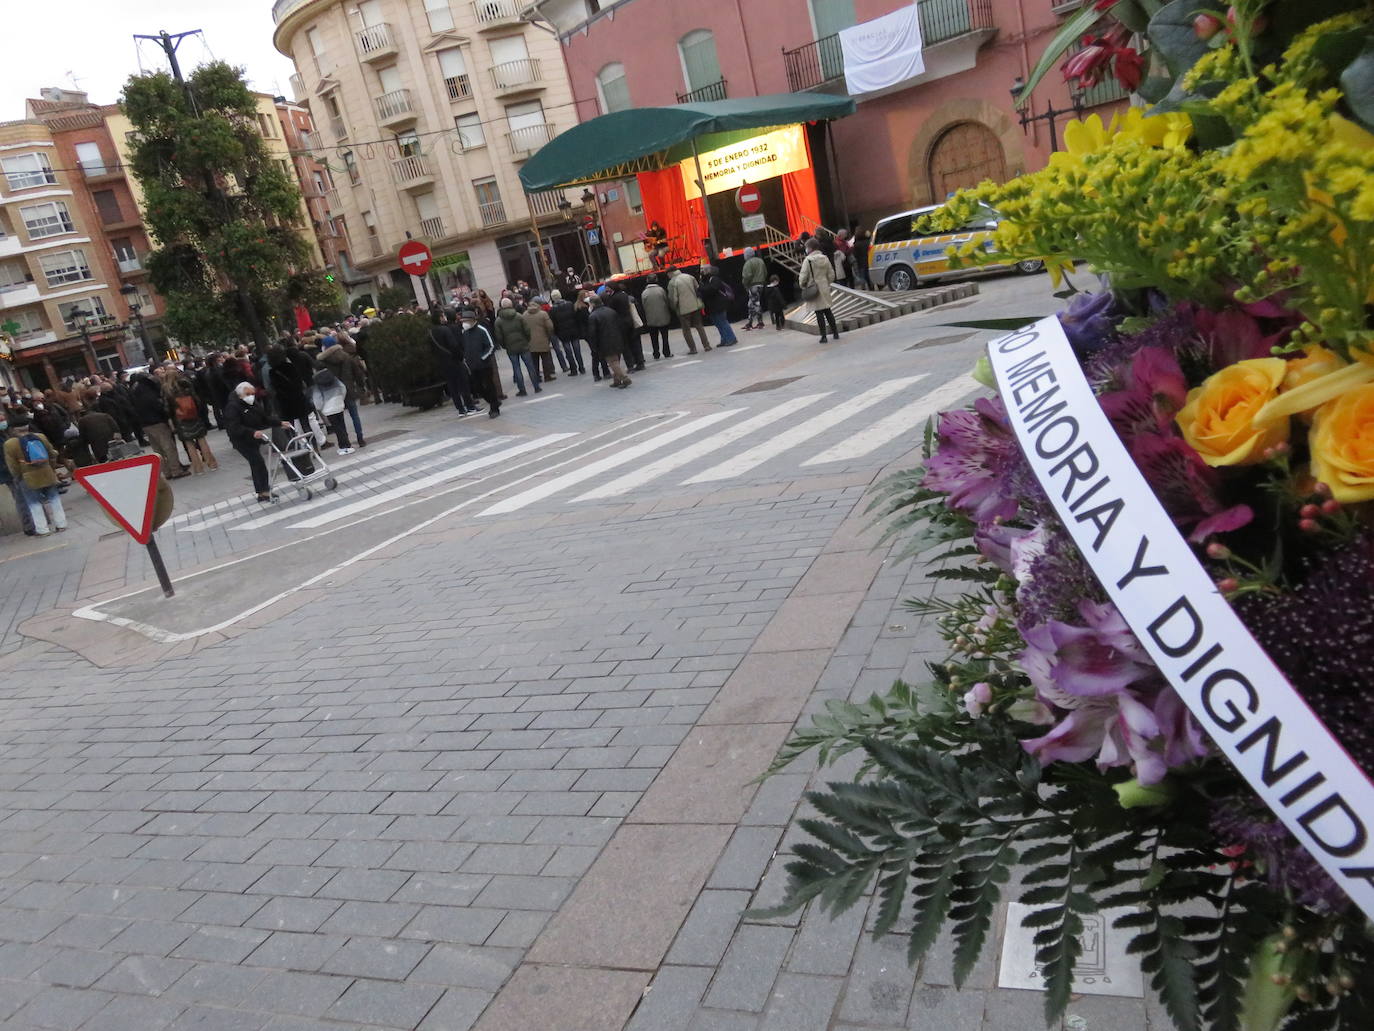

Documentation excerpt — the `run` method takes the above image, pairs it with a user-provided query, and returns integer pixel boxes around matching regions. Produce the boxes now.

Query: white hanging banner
[839,4,925,97]
[986,316,1374,920]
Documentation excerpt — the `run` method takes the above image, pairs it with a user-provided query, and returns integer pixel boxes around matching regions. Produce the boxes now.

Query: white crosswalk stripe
[479,410,739,516]
[573,393,830,502]
[290,432,576,529]
[682,375,928,484]
[801,374,977,465]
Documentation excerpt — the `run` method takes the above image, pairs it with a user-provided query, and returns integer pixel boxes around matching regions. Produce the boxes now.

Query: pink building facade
[525,0,1126,234]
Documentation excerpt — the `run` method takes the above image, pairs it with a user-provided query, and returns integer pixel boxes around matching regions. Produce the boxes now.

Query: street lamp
[120,284,156,366]
[1010,76,1085,154]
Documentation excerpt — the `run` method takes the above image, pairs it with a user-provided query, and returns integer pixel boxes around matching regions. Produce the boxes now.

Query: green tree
[121,61,314,349]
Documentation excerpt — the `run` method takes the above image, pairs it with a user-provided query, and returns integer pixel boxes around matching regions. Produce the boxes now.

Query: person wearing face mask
[457,306,501,419]
[0,414,38,535]
[222,382,290,502]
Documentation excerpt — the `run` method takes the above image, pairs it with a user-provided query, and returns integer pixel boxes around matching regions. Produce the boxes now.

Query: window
[596,63,630,114]
[378,65,404,96]
[112,238,139,272]
[416,191,442,237]
[58,296,108,331]
[473,177,505,227]
[2,153,56,191]
[395,130,421,158]
[0,262,30,291]
[424,0,454,33]
[357,0,384,25]
[586,0,601,14]
[343,150,360,184]
[95,348,122,375]
[362,209,380,255]
[438,48,470,100]
[40,249,93,287]
[505,100,547,152]
[92,190,123,225]
[625,178,643,214]
[810,0,857,38]
[75,142,107,176]
[8,308,46,339]
[306,26,325,57]
[488,34,528,69]
[20,201,75,239]
[325,94,343,119]
[678,29,721,92]
[257,113,277,138]
[455,113,485,150]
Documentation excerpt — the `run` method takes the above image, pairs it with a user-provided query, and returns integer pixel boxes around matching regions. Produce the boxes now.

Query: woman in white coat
[798,238,840,342]
[309,368,354,455]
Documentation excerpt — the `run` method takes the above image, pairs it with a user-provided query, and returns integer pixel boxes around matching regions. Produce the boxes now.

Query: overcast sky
[1,0,299,120]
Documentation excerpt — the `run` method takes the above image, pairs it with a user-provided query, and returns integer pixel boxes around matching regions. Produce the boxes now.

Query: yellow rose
[1176,358,1290,466]
[1310,383,1374,502]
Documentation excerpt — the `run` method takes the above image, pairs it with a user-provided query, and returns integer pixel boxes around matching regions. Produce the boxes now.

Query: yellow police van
[868,202,1044,292]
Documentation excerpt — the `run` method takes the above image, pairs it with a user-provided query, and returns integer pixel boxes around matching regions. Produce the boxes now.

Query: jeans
[508,351,541,393]
[679,310,710,353]
[647,326,671,357]
[550,337,570,373]
[21,482,66,534]
[343,399,365,440]
[326,413,351,449]
[709,310,738,346]
[7,480,35,533]
[559,336,586,373]
[234,440,271,496]
[536,351,557,378]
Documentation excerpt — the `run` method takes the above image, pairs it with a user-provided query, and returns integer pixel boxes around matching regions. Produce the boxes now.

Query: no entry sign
[735,183,762,214]
[398,240,434,276]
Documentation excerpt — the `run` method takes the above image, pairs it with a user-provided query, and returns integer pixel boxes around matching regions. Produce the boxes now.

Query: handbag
[801,280,820,302]
[63,424,80,441]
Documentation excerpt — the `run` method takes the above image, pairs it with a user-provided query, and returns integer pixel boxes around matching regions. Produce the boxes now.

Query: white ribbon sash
[987,317,1374,919]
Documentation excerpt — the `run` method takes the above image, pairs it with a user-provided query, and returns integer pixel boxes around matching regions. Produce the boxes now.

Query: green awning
[518,92,857,193]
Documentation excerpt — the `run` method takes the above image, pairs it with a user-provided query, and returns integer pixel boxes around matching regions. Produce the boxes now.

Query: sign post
[73,454,175,598]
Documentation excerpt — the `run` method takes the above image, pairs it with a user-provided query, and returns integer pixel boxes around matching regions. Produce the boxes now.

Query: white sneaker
[337,447,355,455]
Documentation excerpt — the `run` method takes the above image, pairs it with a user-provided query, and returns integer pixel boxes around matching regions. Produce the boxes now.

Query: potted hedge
[362,313,447,410]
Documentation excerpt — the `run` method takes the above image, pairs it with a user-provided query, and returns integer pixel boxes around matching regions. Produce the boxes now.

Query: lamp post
[65,306,102,376]
[1010,76,1085,154]
[120,284,155,367]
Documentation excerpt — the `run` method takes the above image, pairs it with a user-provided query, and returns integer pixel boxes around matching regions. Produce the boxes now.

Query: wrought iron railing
[676,78,728,104]
[783,0,994,91]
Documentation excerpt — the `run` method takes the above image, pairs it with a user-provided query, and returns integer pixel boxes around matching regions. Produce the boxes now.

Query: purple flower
[963,682,993,717]
[1057,291,1119,357]
[1018,600,1206,784]
[1129,434,1253,542]
[1212,801,1349,913]
[923,396,1023,525]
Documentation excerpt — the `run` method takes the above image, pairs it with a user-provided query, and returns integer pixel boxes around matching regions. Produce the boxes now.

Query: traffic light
[324,273,336,282]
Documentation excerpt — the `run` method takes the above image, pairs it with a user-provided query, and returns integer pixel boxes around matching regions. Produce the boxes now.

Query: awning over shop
[518,92,857,193]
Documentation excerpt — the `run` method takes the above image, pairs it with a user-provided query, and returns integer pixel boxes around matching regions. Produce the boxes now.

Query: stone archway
[906,98,1025,208]
[927,122,1006,202]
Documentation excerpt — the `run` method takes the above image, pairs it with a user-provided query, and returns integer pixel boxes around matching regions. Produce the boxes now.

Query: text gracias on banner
[985,317,1374,918]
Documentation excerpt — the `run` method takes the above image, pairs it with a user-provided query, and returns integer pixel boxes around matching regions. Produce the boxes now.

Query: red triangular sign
[74,454,162,544]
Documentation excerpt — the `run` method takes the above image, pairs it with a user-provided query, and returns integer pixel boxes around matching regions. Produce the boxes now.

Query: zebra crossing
[172,371,977,535]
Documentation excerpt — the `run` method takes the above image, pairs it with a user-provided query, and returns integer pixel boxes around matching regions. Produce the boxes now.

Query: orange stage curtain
[781,129,822,236]
[636,168,708,264]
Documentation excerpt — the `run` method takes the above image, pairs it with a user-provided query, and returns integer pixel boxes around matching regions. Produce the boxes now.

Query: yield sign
[74,454,162,544]
[398,239,433,276]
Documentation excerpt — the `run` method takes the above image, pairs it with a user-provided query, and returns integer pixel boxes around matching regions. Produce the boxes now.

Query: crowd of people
[2,247,863,525]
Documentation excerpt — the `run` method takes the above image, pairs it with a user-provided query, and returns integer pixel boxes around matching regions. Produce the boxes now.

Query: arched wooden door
[927,122,1007,202]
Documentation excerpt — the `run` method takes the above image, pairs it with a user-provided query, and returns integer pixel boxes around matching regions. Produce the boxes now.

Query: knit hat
[744,247,756,258]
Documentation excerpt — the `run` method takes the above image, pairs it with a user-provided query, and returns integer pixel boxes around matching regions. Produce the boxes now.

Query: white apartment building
[272,0,585,301]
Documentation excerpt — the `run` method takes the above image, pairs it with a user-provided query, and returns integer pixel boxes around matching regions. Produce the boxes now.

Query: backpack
[20,433,49,466]
[174,394,199,422]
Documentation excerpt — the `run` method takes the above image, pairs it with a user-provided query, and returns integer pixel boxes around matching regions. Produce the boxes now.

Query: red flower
[1094,0,1118,9]
[1113,47,1144,92]
[1061,39,1113,88]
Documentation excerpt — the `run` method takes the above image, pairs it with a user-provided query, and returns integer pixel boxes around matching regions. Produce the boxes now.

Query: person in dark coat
[101,376,142,444]
[320,337,372,439]
[549,291,585,376]
[266,345,312,429]
[587,295,631,389]
[191,359,220,429]
[77,389,121,463]
[605,283,643,371]
[222,382,289,501]
[457,306,501,419]
[700,266,738,347]
[130,372,187,478]
[430,309,479,417]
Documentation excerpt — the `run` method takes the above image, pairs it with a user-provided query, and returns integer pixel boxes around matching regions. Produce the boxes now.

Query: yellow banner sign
[680,125,809,201]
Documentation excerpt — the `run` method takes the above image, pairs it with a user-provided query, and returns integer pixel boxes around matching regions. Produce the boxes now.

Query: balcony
[63,312,118,334]
[526,190,566,217]
[505,123,555,157]
[117,256,144,275]
[289,72,306,99]
[419,216,445,240]
[0,282,40,308]
[81,163,124,185]
[12,327,56,348]
[477,199,508,228]
[471,0,523,30]
[783,0,995,92]
[324,188,342,213]
[354,22,398,62]
[445,74,472,102]
[300,130,324,152]
[390,154,435,190]
[367,232,382,258]
[676,79,728,104]
[374,89,417,128]
[489,58,544,95]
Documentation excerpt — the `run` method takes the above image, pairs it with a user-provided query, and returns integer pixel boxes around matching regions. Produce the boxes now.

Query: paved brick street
[0,276,1160,1030]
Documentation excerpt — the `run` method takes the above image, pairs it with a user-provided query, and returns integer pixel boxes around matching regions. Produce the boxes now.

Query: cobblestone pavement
[0,275,1159,1029]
